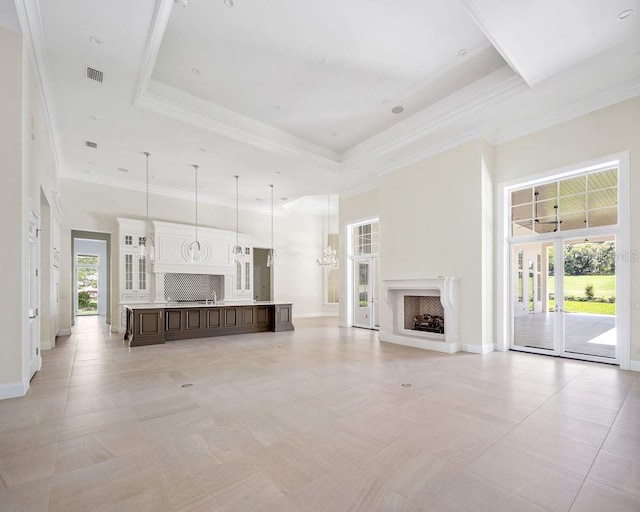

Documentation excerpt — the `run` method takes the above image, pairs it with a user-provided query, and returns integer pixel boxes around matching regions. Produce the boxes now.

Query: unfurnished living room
[1,1,640,511]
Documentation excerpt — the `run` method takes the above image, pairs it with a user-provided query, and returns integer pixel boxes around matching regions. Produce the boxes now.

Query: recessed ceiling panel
[153,0,506,152]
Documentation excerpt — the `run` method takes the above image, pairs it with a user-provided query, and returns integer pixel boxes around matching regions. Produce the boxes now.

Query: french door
[511,234,617,363]
[353,257,379,329]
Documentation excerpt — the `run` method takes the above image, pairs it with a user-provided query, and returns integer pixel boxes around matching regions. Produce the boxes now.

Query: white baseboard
[463,343,496,354]
[58,328,71,336]
[110,325,125,334]
[629,360,640,372]
[293,312,339,319]
[338,321,348,328]
[379,331,461,354]
[41,340,52,351]
[0,380,28,400]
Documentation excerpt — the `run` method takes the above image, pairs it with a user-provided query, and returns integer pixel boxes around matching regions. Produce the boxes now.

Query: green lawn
[548,274,615,300]
[548,299,615,315]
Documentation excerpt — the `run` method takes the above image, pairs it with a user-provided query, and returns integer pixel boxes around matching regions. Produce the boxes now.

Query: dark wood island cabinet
[124,302,293,347]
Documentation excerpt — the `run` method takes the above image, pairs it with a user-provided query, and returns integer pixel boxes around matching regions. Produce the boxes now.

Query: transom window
[352,221,379,255]
[510,167,617,237]
[77,254,99,265]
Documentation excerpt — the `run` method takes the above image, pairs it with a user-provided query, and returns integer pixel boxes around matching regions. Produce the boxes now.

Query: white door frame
[497,152,630,369]
[27,202,41,379]
[352,256,379,329]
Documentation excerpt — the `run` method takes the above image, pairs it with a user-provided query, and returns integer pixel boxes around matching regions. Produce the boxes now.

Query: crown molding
[137,82,340,168]
[489,77,640,145]
[15,0,64,174]
[338,66,526,172]
[58,168,290,217]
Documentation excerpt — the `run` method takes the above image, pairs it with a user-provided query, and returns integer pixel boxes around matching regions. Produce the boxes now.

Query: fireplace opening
[404,295,444,334]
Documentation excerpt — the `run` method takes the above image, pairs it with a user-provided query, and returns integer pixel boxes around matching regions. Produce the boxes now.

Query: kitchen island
[123,301,294,347]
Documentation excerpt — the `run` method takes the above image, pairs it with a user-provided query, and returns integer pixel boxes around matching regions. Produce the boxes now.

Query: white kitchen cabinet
[118,219,151,303]
[232,246,253,300]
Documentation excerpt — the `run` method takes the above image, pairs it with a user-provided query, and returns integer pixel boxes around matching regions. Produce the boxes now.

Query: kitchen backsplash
[164,273,225,302]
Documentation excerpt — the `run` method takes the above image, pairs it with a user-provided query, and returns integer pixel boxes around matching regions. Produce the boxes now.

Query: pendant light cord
[145,153,150,229]
[235,175,239,247]
[270,184,274,249]
[193,165,199,244]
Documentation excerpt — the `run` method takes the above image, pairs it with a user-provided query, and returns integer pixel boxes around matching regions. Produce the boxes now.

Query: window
[352,221,379,256]
[77,254,98,265]
[517,249,523,303]
[124,235,133,246]
[325,233,339,304]
[510,167,617,237]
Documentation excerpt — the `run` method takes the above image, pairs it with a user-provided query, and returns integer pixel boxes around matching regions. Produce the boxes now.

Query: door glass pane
[77,266,98,315]
[358,262,369,307]
[562,236,616,359]
[512,242,553,350]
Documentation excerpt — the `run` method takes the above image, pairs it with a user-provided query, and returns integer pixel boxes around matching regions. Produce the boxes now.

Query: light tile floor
[0,316,639,511]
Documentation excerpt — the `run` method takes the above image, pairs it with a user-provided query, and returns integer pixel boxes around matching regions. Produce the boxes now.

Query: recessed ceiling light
[192,68,200,75]
[391,106,404,114]
[255,197,263,201]
[88,115,97,121]
[273,105,281,111]
[331,132,338,136]
[117,167,129,173]
[89,36,102,46]
[618,9,634,20]
[224,0,234,6]
[280,197,288,201]
[275,171,281,174]
[457,48,467,57]
[320,58,327,65]
[88,161,94,166]
[199,148,206,152]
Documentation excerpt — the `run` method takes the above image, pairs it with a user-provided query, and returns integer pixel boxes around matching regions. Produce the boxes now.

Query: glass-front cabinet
[118,219,151,303]
[233,246,253,300]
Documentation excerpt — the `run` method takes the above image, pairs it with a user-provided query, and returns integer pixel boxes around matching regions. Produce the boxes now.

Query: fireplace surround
[380,277,460,353]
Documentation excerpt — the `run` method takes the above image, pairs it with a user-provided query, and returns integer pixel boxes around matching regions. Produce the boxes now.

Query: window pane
[559,193,585,214]
[512,220,534,237]
[588,189,617,209]
[588,168,617,190]
[534,183,556,201]
[77,254,98,265]
[588,207,617,228]
[511,188,531,206]
[560,175,586,196]
[512,203,532,221]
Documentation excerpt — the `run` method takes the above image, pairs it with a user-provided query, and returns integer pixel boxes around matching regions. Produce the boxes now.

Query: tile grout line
[567,378,637,510]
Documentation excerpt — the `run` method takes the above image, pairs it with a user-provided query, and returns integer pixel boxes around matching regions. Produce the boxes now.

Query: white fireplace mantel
[380,277,461,353]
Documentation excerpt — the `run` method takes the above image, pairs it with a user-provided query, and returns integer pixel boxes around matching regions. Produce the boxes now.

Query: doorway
[71,231,111,326]
[353,257,379,329]
[507,163,625,364]
[349,219,380,330]
[253,248,272,301]
[27,203,40,379]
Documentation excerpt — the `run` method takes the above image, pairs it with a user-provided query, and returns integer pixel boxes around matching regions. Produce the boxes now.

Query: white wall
[0,24,60,398]
[0,26,25,394]
[58,178,327,332]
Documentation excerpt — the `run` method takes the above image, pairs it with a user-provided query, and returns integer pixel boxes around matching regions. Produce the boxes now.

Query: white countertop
[122,301,291,310]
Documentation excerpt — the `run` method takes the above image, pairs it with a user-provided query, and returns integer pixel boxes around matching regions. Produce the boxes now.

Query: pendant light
[139,152,155,261]
[317,194,337,267]
[232,175,243,262]
[188,164,201,263]
[267,184,276,267]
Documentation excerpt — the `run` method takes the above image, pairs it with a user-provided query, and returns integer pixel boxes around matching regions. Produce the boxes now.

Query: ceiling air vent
[86,67,103,83]
[85,140,98,149]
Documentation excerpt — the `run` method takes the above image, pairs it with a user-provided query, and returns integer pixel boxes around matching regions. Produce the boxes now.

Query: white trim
[463,343,496,354]
[41,340,52,350]
[379,331,461,354]
[629,360,640,373]
[14,0,64,173]
[0,380,29,400]
[58,328,71,336]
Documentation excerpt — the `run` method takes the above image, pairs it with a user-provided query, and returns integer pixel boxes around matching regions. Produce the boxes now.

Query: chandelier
[317,194,337,267]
